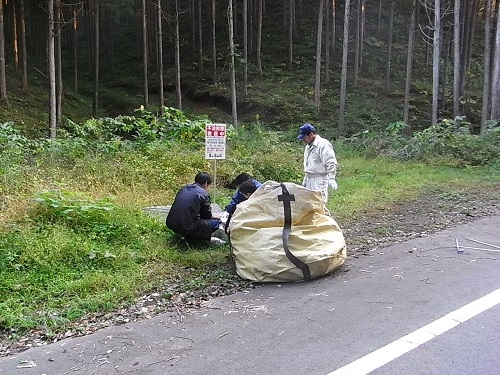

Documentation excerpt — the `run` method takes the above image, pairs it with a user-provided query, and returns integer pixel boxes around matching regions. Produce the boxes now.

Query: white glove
[219,211,229,224]
[328,179,338,190]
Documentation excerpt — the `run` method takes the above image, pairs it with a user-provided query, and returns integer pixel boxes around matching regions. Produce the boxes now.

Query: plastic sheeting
[228,181,347,282]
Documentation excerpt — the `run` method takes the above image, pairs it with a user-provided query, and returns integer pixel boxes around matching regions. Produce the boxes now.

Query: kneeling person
[166,172,221,243]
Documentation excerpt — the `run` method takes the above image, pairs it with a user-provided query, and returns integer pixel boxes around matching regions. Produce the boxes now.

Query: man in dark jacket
[166,172,221,243]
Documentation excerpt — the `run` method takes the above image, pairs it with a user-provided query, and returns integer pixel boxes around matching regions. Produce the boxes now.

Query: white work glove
[328,179,338,190]
[219,211,229,224]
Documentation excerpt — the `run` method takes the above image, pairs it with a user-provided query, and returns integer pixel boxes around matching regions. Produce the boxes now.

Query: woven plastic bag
[228,181,347,282]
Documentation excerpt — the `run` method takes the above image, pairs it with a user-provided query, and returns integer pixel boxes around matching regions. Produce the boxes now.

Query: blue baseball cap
[296,123,316,139]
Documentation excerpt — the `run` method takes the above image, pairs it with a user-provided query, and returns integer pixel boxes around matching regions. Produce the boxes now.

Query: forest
[0,0,499,138]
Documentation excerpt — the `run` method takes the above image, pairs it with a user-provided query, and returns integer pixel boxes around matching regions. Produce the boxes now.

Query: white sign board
[205,123,226,159]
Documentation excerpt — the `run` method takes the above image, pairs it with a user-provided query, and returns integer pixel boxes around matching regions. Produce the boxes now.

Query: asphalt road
[1,216,499,375]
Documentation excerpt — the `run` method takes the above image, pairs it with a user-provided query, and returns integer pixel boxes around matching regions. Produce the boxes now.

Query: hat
[296,123,316,139]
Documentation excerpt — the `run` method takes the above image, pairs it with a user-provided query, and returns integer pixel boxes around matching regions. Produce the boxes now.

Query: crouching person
[166,172,221,244]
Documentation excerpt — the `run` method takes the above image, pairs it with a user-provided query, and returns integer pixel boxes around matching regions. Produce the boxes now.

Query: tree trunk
[384,1,394,91]
[256,0,263,77]
[338,0,350,136]
[287,0,293,70]
[228,0,238,127]
[453,0,461,117]
[330,0,336,60]
[353,0,361,86]
[142,0,148,106]
[403,0,417,126]
[431,0,441,125]
[174,0,182,109]
[48,0,56,138]
[55,2,62,127]
[197,0,203,77]
[440,26,451,111]
[92,0,100,117]
[243,0,248,98]
[314,0,324,110]
[211,0,217,86]
[71,1,78,93]
[480,0,492,133]
[19,0,27,90]
[190,0,196,62]
[157,0,164,112]
[324,0,330,83]
[0,0,7,99]
[360,0,365,66]
[490,0,500,119]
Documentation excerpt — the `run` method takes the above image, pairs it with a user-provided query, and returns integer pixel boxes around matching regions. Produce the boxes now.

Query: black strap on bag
[278,183,311,281]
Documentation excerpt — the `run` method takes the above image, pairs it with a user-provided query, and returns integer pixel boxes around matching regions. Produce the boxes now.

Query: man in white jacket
[296,123,338,210]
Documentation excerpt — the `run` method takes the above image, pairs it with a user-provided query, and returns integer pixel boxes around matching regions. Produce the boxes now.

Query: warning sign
[205,123,226,160]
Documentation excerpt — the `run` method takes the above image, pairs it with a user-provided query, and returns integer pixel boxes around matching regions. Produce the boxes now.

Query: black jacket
[166,183,213,242]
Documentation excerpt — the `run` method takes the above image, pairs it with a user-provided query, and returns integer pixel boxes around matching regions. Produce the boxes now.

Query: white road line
[328,288,500,375]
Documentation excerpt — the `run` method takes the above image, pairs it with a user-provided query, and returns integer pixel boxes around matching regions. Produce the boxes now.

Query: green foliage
[30,189,116,233]
[61,106,210,147]
[0,122,34,200]
[344,117,500,167]
[0,122,32,170]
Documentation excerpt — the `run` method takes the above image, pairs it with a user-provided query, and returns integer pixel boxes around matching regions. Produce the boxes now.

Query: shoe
[210,237,226,244]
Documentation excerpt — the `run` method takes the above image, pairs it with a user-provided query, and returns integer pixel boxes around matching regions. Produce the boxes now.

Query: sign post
[205,123,227,203]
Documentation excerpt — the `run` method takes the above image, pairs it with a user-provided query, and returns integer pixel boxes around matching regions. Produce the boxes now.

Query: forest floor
[1,185,499,357]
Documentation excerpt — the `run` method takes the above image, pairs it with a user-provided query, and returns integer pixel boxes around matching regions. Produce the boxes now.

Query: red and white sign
[205,123,226,159]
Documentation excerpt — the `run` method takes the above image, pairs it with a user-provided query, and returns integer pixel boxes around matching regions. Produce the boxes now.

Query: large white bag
[228,181,347,282]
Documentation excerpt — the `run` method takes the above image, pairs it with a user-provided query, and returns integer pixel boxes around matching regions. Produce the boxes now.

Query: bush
[344,117,500,167]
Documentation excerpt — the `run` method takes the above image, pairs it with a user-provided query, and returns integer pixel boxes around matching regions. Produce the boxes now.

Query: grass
[330,154,500,221]
[1,119,499,341]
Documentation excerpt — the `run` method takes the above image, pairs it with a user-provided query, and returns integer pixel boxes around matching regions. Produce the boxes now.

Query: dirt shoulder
[340,186,500,258]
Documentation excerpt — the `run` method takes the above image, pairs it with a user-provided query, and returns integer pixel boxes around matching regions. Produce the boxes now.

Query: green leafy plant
[30,189,116,233]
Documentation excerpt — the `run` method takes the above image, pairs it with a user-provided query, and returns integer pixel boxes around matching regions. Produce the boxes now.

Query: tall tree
[453,0,461,117]
[18,0,27,90]
[0,0,6,99]
[314,0,324,110]
[92,0,100,117]
[480,0,492,133]
[243,0,248,98]
[490,0,500,120]
[141,0,148,106]
[459,0,478,97]
[256,0,263,77]
[211,0,217,86]
[324,0,330,83]
[330,0,336,63]
[197,0,203,77]
[353,0,361,86]
[55,2,63,127]
[174,0,182,109]
[384,1,395,91]
[431,0,441,125]
[157,0,164,112]
[228,0,238,127]
[440,26,451,111]
[403,0,417,125]
[48,0,57,138]
[338,0,351,136]
[287,0,294,70]
[71,0,79,93]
